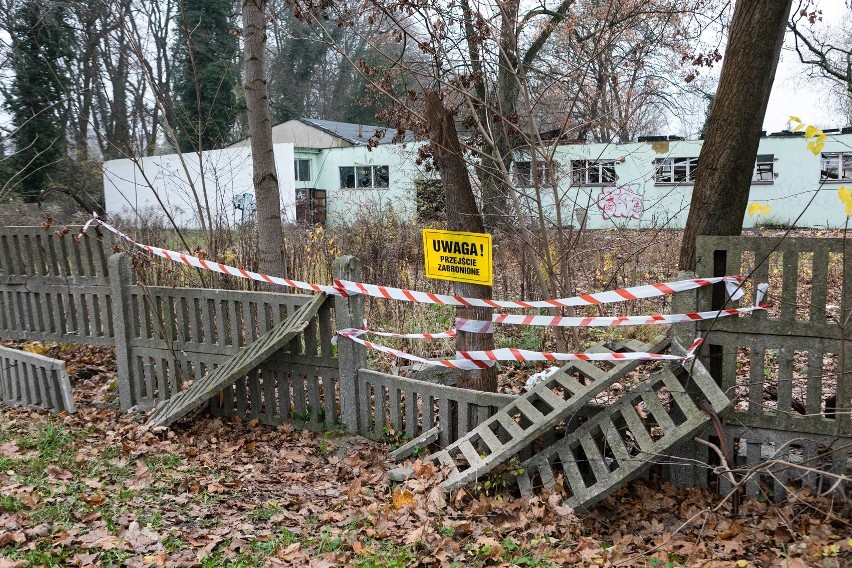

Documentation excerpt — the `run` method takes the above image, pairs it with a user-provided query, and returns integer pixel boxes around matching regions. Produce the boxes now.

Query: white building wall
[540,139,698,230]
[313,143,429,224]
[103,144,296,228]
[103,132,852,230]
[542,134,852,230]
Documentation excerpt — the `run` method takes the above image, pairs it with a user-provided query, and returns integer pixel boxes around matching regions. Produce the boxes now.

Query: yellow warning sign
[423,229,493,286]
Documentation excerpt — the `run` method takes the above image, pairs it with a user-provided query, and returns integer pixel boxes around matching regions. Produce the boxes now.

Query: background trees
[3,0,73,202]
[788,1,852,124]
[171,0,241,151]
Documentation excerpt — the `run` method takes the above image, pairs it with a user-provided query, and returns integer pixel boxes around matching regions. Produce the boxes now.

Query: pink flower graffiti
[597,185,643,220]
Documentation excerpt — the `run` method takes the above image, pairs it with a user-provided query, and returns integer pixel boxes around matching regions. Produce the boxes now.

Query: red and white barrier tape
[455,318,494,334]
[83,216,343,296]
[336,328,703,367]
[355,284,767,339]
[454,337,703,363]
[347,305,761,340]
[83,214,744,308]
[333,276,743,308]
[455,305,766,331]
[349,328,458,340]
[335,329,491,370]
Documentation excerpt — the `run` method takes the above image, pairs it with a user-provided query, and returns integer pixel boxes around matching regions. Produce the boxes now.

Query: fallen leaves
[0,350,848,567]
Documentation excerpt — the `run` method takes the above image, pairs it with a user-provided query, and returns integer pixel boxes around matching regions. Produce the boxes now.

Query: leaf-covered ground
[0,343,849,568]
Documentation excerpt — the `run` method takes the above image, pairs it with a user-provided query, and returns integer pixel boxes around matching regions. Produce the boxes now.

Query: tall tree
[4,0,73,202]
[172,0,240,151]
[243,0,287,282]
[266,1,389,124]
[425,91,497,391]
[678,0,793,270]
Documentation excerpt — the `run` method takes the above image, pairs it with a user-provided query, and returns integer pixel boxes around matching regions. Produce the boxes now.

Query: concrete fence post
[109,253,135,411]
[671,270,699,356]
[669,269,703,488]
[332,256,365,432]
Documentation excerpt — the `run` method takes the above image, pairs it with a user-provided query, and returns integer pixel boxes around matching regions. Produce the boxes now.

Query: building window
[753,154,774,183]
[339,165,390,188]
[514,160,556,187]
[294,159,311,182]
[820,152,852,181]
[654,157,699,184]
[571,160,617,185]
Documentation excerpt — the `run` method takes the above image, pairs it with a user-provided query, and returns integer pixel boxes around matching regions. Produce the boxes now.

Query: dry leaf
[45,465,73,480]
[347,478,362,499]
[475,536,504,560]
[391,487,414,509]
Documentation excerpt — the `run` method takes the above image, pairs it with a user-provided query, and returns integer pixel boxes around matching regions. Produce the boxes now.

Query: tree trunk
[481,0,520,231]
[243,0,287,285]
[678,0,793,270]
[425,91,497,392]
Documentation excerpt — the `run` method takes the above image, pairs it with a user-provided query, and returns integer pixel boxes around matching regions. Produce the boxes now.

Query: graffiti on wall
[597,184,643,220]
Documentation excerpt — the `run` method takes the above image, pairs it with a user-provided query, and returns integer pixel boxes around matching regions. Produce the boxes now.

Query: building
[103,121,852,230]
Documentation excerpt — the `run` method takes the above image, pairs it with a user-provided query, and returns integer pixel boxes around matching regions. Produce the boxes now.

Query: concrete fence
[0,226,849,499]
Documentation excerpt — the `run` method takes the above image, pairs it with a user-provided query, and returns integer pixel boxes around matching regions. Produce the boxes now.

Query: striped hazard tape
[353,283,767,339]
[349,327,458,339]
[83,216,343,296]
[348,305,766,341]
[84,214,745,309]
[336,328,703,366]
[455,305,766,332]
[333,276,744,308]
[454,338,703,363]
[334,329,491,370]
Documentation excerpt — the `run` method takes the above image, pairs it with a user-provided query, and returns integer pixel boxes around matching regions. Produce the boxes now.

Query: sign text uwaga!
[422,229,493,286]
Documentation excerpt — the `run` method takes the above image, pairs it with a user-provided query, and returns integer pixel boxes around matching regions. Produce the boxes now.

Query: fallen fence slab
[415,336,670,491]
[510,358,730,510]
[390,426,442,462]
[0,345,75,413]
[146,294,325,428]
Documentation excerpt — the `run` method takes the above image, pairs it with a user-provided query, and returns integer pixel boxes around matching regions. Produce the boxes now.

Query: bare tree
[788,1,852,122]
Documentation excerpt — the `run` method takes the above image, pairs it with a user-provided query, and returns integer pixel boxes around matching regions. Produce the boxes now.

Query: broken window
[753,154,774,183]
[374,165,390,188]
[654,157,699,184]
[820,152,852,181]
[339,165,390,189]
[340,166,356,188]
[571,160,617,185]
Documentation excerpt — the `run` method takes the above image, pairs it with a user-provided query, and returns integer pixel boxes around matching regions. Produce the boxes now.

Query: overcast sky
[763,0,848,132]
